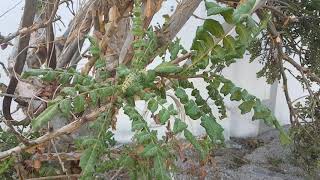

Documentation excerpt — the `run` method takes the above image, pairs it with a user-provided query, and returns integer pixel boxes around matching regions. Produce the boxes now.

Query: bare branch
[157,0,202,47]
[283,55,320,84]
[2,0,37,145]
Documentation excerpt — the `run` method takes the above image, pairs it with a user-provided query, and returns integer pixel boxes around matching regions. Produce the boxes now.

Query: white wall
[0,1,305,143]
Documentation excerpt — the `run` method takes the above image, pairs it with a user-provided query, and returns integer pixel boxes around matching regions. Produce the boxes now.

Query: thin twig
[0,92,32,100]
[171,52,192,64]
[110,167,124,180]
[0,61,9,76]
[283,55,320,84]
[51,139,68,176]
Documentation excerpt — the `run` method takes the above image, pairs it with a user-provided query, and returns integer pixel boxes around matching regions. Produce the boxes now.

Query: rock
[174,126,306,179]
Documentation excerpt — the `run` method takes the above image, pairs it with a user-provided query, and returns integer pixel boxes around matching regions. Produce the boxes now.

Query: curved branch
[2,0,37,145]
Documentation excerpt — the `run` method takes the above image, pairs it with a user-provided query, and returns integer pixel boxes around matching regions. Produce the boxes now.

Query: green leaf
[230,87,242,101]
[141,144,158,157]
[192,89,206,106]
[0,157,14,175]
[154,62,183,74]
[61,87,77,96]
[133,39,147,49]
[154,154,170,180]
[191,39,205,53]
[238,100,255,114]
[223,35,236,52]
[59,72,71,84]
[279,130,292,145]
[90,47,100,57]
[80,148,99,179]
[220,82,235,96]
[184,100,202,120]
[144,70,156,84]
[159,109,171,125]
[89,90,98,106]
[200,115,224,143]
[76,85,90,93]
[240,89,255,101]
[21,69,49,78]
[42,71,57,81]
[100,86,115,98]
[132,120,146,131]
[173,118,188,134]
[203,19,225,38]
[252,103,270,120]
[205,1,233,16]
[116,64,131,78]
[95,58,106,69]
[195,27,215,47]
[233,0,256,23]
[169,38,183,60]
[73,74,84,84]
[31,103,60,131]
[148,99,158,113]
[252,100,274,120]
[221,9,234,23]
[136,131,152,144]
[175,87,189,104]
[168,104,178,115]
[74,95,85,113]
[184,129,206,160]
[236,24,250,43]
[59,99,71,116]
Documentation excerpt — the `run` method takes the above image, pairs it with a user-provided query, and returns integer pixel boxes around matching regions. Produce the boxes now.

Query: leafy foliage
[0,0,291,179]
[248,0,320,175]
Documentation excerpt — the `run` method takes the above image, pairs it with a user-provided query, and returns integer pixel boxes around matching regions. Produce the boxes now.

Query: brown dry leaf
[199,167,208,180]
[153,114,161,124]
[283,17,290,27]
[33,159,42,171]
[93,31,103,40]
[0,83,6,93]
[99,10,106,33]
[25,143,48,154]
[239,0,247,5]
[177,144,186,160]
[111,107,119,130]
[136,144,145,154]
[109,6,120,23]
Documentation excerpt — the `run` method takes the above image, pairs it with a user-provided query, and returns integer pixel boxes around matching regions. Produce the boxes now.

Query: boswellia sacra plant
[0,0,291,179]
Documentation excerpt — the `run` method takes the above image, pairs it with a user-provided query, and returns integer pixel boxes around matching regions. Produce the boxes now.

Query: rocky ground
[174,127,319,180]
[105,126,318,180]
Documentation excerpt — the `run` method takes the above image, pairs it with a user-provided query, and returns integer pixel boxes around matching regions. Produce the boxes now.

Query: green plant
[248,0,320,175]
[0,0,290,179]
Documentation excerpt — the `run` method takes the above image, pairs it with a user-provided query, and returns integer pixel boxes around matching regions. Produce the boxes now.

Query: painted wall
[0,1,306,143]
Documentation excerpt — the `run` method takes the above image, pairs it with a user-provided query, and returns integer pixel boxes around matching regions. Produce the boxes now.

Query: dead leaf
[33,159,42,171]
[153,114,161,124]
[109,6,120,24]
[199,167,208,180]
[136,144,144,154]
